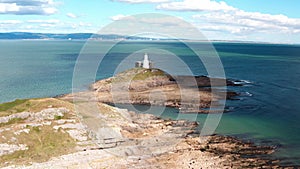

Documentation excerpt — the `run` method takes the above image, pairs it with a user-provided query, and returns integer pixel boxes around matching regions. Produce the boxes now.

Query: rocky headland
[63,68,239,114]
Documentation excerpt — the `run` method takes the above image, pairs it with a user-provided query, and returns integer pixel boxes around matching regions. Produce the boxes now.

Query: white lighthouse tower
[142,53,150,69]
[135,53,153,69]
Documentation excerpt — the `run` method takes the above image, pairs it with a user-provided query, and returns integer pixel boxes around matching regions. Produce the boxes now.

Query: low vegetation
[132,69,166,80]
[0,97,80,167]
[0,125,76,166]
[0,98,75,117]
[0,99,28,115]
[110,68,167,83]
[54,115,63,120]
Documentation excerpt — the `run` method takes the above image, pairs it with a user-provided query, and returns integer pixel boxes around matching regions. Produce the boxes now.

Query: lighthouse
[135,53,153,69]
[143,53,150,69]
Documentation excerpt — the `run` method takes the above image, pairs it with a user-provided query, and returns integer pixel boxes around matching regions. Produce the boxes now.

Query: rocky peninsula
[0,68,294,168]
[63,68,239,114]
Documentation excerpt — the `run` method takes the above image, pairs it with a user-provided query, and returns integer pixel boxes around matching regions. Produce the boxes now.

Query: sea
[0,40,300,166]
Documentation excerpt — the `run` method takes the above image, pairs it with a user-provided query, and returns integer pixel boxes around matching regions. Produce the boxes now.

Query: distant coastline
[1,32,299,45]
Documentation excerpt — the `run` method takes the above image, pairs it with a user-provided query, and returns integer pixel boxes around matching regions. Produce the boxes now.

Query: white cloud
[66,12,77,18]
[102,14,205,40]
[150,0,300,43]
[192,10,300,35]
[112,0,170,4]
[154,0,300,38]
[79,21,92,27]
[0,0,55,6]
[0,0,58,15]
[0,19,22,24]
[0,19,96,33]
[110,14,128,21]
[156,0,235,12]
[39,23,56,27]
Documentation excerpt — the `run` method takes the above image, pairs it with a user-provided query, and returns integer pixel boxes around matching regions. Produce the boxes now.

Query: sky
[0,0,300,43]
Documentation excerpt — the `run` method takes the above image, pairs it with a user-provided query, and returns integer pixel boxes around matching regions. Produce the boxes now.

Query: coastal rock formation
[0,98,288,168]
[0,144,28,157]
[63,68,238,114]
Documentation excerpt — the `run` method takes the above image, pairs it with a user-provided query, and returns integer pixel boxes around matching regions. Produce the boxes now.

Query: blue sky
[0,0,300,43]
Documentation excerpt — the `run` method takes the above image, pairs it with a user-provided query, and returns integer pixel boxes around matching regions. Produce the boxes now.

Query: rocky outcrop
[0,112,30,124]
[63,68,239,114]
[0,144,28,156]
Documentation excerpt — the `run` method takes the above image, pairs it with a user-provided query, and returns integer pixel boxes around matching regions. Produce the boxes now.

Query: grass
[132,69,166,81]
[0,97,78,167]
[0,99,28,112]
[24,98,75,113]
[54,115,63,120]
[0,98,75,117]
[0,125,76,166]
[110,68,166,82]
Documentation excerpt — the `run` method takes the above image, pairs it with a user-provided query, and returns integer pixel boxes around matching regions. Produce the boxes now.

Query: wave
[232,79,252,85]
[240,91,253,97]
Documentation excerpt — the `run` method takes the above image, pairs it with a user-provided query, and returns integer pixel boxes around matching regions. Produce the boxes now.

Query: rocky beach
[0,68,295,168]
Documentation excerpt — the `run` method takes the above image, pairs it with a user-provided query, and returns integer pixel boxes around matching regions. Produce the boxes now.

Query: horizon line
[0,32,299,45]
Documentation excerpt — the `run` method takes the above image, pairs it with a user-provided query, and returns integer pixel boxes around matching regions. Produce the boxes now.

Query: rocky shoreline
[0,98,291,168]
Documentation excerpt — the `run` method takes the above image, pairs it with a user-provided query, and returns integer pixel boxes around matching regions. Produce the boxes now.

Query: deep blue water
[0,40,300,165]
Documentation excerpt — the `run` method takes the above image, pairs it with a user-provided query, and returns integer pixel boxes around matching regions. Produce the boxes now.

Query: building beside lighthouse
[135,53,153,69]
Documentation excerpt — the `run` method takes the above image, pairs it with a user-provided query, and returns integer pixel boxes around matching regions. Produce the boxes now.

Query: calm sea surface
[0,40,300,165]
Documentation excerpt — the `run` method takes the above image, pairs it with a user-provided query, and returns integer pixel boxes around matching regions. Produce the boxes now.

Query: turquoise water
[0,40,300,165]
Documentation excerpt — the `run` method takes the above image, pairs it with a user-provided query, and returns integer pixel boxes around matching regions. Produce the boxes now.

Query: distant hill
[0,32,270,43]
[0,32,153,40]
